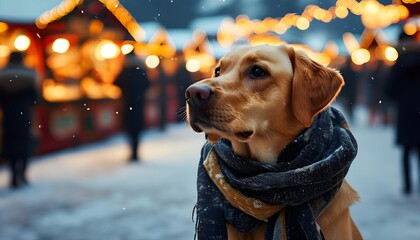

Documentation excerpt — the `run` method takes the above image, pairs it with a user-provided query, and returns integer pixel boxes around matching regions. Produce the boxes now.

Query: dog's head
[185,44,343,163]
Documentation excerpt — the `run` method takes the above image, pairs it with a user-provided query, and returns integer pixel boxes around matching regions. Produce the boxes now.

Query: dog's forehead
[221,45,290,66]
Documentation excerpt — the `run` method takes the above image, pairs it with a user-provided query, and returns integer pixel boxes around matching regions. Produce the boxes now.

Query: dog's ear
[286,46,344,127]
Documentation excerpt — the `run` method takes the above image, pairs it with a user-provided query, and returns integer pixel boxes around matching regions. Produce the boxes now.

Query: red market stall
[0,0,146,154]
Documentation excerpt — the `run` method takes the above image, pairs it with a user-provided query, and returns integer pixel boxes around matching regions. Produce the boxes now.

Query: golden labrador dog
[185,44,362,240]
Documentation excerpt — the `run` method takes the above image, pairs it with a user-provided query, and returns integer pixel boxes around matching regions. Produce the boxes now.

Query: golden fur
[186,44,362,239]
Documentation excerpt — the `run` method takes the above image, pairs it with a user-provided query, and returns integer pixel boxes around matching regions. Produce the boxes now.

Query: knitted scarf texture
[194,107,358,239]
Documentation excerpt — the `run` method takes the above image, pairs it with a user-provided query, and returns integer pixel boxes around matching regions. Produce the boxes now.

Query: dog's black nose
[185,85,213,105]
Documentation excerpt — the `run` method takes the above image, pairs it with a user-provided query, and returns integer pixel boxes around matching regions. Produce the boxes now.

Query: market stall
[0,0,145,154]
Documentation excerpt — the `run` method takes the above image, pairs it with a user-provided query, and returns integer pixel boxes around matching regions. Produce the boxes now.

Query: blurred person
[337,57,359,122]
[115,52,150,162]
[0,51,38,189]
[386,31,420,194]
[364,55,390,126]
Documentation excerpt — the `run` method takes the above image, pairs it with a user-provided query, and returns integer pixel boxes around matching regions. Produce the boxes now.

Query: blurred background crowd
[0,0,418,160]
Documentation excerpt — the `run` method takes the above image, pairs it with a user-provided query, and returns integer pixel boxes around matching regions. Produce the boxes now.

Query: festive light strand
[217,0,410,48]
[36,0,145,42]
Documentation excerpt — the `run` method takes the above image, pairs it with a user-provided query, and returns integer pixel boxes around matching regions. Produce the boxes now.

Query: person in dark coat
[114,52,150,162]
[386,32,420,194]
[0,51,38,189]
[337,57,359,122]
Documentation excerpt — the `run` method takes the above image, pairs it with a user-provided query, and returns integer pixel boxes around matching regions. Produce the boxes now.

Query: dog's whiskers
[177,106,187,123]
[235,112,252,134]
[262,127,271,145]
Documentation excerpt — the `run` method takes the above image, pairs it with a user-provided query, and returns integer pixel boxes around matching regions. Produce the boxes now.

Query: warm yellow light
[252,20,267,34]
[335,6,349,19]
[398,5,409,19]
[0,45,10,58]
[217,32,235,48]
[217,18,236,47]
[121,43,134,55]
[185,59,201,72]
[314,8,326,20]
[336,0,347,7]
[103,84,122,99]
[53,85,67,98]
[0,22,8,33]
[343,32,360,54]
[14,35,31,51]
[323,41,339,59]
[364,1,380,15]
[89,19,104,35]
[296,17,310,30]
[402,0,420,3]
[316,53,331,66]
[235,15,252,37]
[385,46,398,62]
[274,22,288,34]
[52,38,70,53]
[350,3,363,15]
[351,48,370,65]
[404,22,417,36]
[145,55,160,68]
[321,11,332,23]
[101,42,120,59]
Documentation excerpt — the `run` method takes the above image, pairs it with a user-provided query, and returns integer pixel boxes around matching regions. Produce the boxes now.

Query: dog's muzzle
[185,85,214,132]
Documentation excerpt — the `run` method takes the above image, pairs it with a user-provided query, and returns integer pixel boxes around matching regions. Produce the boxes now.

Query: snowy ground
[0,118,420,239]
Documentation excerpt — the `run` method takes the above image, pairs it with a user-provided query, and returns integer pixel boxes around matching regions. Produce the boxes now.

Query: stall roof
[0,0,145,42]
[0,0,63,23]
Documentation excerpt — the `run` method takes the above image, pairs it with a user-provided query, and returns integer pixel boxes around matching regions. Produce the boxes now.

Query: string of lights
[217,0,410,48]
[36,0,145,42]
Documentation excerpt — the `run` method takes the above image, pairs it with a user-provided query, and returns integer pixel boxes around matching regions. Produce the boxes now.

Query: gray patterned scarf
[195,107,358,239]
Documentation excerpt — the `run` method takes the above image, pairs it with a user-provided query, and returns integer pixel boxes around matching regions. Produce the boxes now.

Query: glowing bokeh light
[100,42,120,59]
[185,59,201,72]
[385,46,398,62]
[404,22,417,35]
[351,48,370,65]
[14,35,31,51]
[121,44,134,55]
[296,17,310,30]
[145,55,160,68]
[335,6,349,19]
[0,22,8,33]
[52,38,70,53]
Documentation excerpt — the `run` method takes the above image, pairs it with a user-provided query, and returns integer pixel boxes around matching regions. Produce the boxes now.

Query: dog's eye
[214,67,220,77]
[248,66,267,79]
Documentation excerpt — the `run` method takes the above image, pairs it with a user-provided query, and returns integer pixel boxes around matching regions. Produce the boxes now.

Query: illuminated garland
[402,0,420,3]
[36,0,83,29]
[217,0,410,47]
[98,0,145,42]
[36,0,145,42]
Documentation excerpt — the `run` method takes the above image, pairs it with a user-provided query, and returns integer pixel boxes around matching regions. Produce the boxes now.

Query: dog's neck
[229,133,300,164]
[228,114,307,164]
